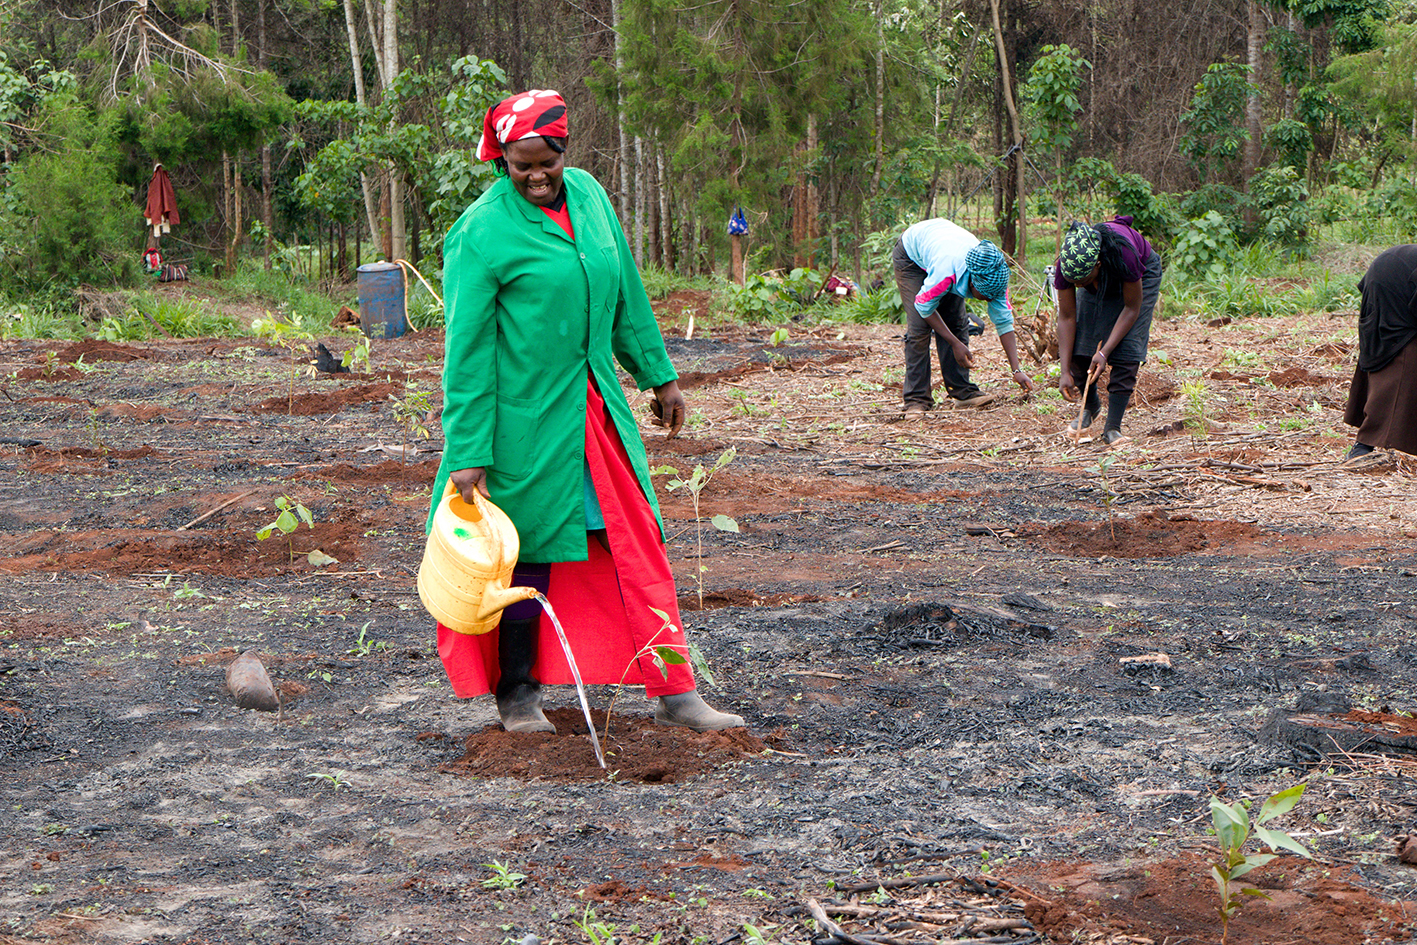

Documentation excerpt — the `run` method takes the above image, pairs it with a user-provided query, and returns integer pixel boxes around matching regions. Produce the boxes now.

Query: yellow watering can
[418,481,539,635]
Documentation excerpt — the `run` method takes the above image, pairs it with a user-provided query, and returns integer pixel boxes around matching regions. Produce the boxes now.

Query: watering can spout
[476,583,540,621]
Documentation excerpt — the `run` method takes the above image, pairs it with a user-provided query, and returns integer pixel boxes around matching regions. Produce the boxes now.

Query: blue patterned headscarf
[965,240,1009,300]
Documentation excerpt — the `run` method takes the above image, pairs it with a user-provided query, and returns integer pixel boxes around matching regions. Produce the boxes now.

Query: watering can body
[418,482,539,634]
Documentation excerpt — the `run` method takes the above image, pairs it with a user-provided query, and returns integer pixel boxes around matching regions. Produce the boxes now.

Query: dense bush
[0,99,138,289]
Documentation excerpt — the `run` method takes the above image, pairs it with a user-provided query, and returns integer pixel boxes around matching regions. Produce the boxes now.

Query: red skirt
[436,380,695,699]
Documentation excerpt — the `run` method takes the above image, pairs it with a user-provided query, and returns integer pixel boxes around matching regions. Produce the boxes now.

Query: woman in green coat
[431,90,742,734]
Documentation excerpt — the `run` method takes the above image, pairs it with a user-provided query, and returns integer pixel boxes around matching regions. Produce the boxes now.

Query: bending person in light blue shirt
[893,219,1036,420]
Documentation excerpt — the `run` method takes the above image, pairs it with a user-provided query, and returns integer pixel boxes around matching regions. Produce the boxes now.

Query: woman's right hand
[450,467,489,502]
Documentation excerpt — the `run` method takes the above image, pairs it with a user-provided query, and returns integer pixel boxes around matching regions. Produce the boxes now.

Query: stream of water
[532,592,606,769]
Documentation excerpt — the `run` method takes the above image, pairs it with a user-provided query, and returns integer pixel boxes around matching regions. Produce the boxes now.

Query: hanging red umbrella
[144,164,180,237]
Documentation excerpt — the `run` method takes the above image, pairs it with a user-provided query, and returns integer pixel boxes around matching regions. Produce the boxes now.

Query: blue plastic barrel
[356,262,407,338]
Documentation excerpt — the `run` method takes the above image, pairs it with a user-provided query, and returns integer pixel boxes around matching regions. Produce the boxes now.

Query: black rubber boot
[495,617,555,733]
[655,690,745,731]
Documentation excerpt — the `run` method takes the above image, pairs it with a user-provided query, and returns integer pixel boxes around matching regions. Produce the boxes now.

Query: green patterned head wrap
[965,240,1009,300]
[1059,223,1101,283]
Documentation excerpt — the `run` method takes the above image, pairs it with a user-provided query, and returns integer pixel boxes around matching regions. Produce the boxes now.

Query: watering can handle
[444,478,485,523]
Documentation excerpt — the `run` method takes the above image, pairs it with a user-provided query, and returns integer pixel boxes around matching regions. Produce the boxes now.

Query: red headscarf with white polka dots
[475,90,568,162]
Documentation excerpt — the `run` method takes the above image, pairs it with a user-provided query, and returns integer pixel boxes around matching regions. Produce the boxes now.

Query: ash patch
[868,602,1054,651]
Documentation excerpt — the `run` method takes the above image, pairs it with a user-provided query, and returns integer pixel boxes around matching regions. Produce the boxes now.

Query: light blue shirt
[900,219,1014,334]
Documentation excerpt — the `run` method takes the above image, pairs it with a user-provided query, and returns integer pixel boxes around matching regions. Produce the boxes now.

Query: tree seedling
[653,447,739,611]
[598,607,718,745]
[389,383,434,465]
[1095,452,1118,543]
[1209,784,1313,945]
[256,494,315,563]
[252,312,315,414]
[340,329,372,372]
[480,860,527,890]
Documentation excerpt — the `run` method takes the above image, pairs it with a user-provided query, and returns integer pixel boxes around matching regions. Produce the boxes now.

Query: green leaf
[689,640,716,688]
[274,509,298,534]
[1253,826,1312,859]
[1229,853,1277,880]
[296,503,315,528]
[256,525,275,540]
[654,645,687,665]
[711,514,739,533]
[1256,784,1305,824]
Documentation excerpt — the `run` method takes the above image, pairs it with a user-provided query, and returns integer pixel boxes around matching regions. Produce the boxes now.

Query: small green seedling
[306,771,349,791]
[654,447,739,611]
[257,495,315,563]
[349,621,383,657]
[1209,784,1313,945]
[480,860,527,890]
[1095,452,1118,542]
[341,329,372,372]
[252,312,316,414]
[389,384,434,464]
[770,327,789,347]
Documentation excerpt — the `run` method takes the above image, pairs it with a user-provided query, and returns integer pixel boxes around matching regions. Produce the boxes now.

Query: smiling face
[503,137,564,207]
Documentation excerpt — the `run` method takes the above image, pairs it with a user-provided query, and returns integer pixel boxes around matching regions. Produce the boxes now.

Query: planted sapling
[1208,783,1313,945]
[257,494,315,563]
[652,447,739,611]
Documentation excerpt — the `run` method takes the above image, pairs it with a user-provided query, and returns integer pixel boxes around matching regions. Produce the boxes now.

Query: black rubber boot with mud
[655,690,745,731]
[495,617,555,733]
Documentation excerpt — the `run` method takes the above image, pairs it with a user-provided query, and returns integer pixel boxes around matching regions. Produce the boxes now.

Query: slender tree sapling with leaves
[1208,784,1312,945]
[256,494,315,563]
[251,313,315,414]
[652,447,738,610]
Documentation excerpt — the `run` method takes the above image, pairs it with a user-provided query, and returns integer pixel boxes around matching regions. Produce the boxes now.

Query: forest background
[0,0,1416,317]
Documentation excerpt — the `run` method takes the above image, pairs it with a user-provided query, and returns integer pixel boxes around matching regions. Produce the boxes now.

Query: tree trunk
[634,135,645,266]
[1244,0,1264,184]
[343,0,381,242]
[611,0,630,220]
[258,0,273,271]
[657,145,673,271]
[989,0,1025,264]
[806,112,818,270]
[871,3,885,219]
[384,0,404,262]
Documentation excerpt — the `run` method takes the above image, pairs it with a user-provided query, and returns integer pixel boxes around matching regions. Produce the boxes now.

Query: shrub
[1173,211,1238,278]
[0,99,138,289]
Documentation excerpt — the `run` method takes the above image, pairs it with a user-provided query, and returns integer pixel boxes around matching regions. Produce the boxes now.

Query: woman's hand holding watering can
[451,466,489,502]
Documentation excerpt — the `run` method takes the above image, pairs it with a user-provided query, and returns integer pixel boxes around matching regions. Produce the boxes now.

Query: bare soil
[2,295,1417,945]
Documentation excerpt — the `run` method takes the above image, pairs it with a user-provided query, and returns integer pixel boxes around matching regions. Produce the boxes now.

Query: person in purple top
[1054,216,1163,445]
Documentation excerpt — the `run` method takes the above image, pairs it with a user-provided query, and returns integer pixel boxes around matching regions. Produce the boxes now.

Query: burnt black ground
[1,324,1416,945]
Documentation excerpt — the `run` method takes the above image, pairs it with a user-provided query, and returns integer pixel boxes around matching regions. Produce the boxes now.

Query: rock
[1398,835,1417,866]
[226,650,280,711]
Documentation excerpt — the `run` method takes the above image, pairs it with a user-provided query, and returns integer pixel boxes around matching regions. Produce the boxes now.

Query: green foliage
[257,495,315,563]
[721,269,823,322]
[654,447,738,611]
[97,295,244,341]
[1180,62,1254,184]
[1209,785,1312,945]
[1249,166,1311,248]
[836,286,902,325]
[0,97,138,289]
[293,56,507,242]
[479,861,527,890]
[1265,118,1313,171]
[1172,211,1238,278]
[1023,44,1091,153]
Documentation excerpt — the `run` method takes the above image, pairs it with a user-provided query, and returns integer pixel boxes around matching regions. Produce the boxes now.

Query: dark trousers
[894,239,983,407]
[1070,356,1140,432]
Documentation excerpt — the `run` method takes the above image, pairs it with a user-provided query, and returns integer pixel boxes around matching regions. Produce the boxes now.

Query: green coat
[428,167,677,562]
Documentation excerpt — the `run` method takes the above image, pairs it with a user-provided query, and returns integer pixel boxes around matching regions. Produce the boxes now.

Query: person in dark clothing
[1344,245,1417,459]
[1054,216,1164,446]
